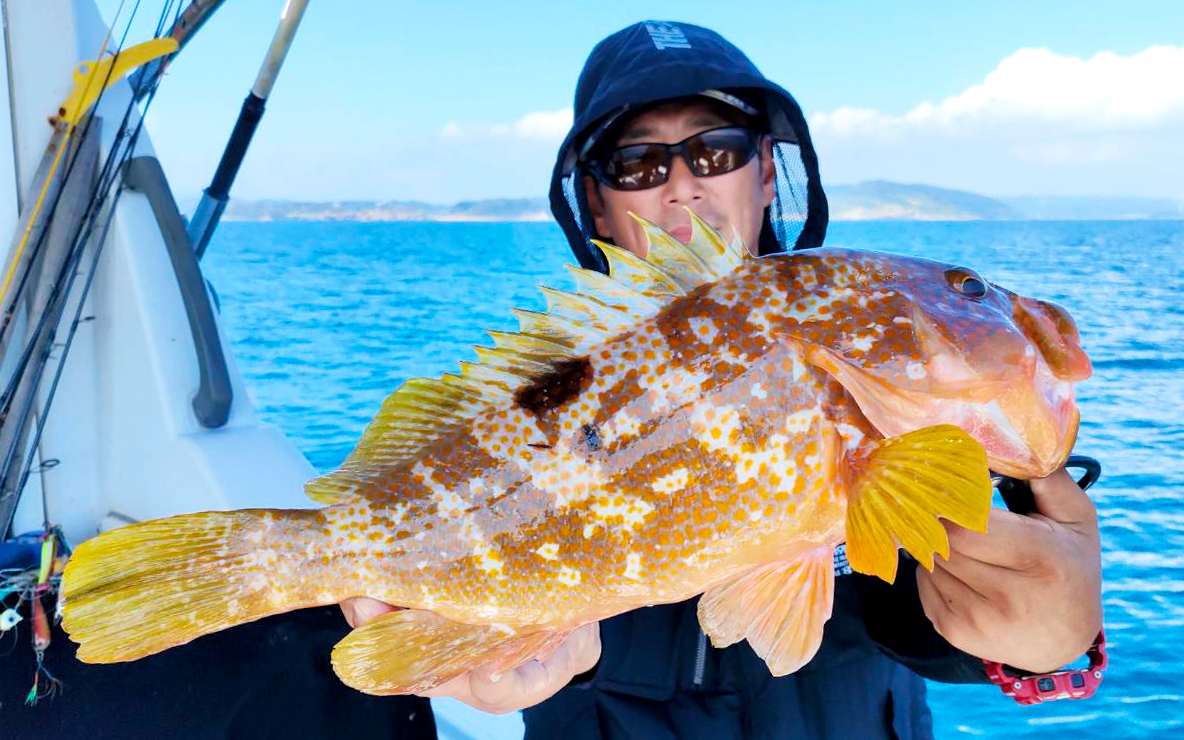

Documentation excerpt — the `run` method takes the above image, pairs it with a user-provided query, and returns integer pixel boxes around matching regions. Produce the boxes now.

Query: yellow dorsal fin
[593,240,687,299]
[627,209,751,290]
[538,288,634,333]
[565,263,663,318]
[511,307,612,348]
[486,330,578,359]
[305,209,751,505]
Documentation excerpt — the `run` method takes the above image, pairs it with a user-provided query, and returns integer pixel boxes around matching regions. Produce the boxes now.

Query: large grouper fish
[60,211,1092,694]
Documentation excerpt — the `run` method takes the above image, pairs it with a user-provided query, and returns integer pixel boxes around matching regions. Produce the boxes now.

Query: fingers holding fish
[920,502,1102,672]
[340,595,400,628]
[1028,468,1101,532]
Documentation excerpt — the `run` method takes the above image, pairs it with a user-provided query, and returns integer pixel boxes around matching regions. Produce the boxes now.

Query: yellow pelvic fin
[697,546,835,676]
[331,609,571,695]
[843,424,992,583]
[60,510,317,662]
[308,209,749,505]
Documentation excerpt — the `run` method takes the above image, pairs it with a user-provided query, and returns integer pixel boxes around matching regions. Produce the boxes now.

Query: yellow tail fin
[844,425,992,582]
[332,609,572,695]
[61,509,323,662]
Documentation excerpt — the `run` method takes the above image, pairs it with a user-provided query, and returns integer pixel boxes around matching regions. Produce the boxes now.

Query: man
[344,20,1103,738]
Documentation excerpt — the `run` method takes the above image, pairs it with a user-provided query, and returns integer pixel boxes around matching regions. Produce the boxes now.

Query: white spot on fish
[418,584,437,609]
[851,334,876,353]
[733,433,796,486]
[535,543,560,560]
[601,409,642,446]
[472,543,506,579]
[751,383,767,400]
[475,604,503,619]
[688,316,719,344]
[784,409,819,434]
[790,350,811,382]
[893,316,913,325]
[622,552,643,581]
[906,362,927,380]
[652,467,690,494]
[413,462,467,519]
[690,403,741,453]
[531,454,603,509]
[391,502,410,524]
[556,566,582,587]
[591,495,655,530]
[833,422,867,451]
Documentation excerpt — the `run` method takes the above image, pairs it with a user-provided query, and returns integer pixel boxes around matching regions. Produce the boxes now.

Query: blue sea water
[204,219,1184,739]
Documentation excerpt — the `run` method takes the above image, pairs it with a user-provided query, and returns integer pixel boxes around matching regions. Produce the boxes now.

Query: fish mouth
[802,343,1078,479]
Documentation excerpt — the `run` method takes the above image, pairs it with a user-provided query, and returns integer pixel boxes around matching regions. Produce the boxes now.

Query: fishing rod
[129,0,230,99]
[0,5,180,541]
[188,0,311,259]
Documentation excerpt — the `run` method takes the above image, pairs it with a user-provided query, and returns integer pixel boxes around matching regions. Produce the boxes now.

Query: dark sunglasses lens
[686,129,757,176]
[604,144,670,190]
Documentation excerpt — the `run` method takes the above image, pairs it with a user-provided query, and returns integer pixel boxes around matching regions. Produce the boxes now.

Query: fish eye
[944,269,989,299]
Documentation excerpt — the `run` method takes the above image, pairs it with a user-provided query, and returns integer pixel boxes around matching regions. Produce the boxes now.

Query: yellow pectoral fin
[697,546,835,676]
[843,424,993,583]
[331,609,572,695]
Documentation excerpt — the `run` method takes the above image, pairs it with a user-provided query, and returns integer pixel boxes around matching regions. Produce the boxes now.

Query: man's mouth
[668,224,693,243]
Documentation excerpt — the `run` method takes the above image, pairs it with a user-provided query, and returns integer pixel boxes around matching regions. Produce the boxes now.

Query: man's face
[584,99,776,258]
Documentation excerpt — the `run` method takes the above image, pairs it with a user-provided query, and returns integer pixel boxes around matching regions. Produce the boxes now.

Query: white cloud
[812,45,1184,138]
[440,108,573,141]
[809,45,1184,197]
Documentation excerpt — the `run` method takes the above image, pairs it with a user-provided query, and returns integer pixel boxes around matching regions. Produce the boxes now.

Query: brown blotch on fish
[515,357,594,415]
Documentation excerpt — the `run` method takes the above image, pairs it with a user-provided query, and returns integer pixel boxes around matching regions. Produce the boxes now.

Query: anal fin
[844,424,992,583]
[697,546,834,676]
[331,609,571,695]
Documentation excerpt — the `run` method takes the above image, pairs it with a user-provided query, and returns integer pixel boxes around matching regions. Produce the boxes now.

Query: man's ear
[583,175,610,239]
[759,136,776,208]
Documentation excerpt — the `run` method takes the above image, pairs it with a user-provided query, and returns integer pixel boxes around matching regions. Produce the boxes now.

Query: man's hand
[916,468,1103,673]
[340,597,601,714]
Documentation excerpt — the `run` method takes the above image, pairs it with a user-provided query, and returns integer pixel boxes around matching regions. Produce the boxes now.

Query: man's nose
[663,154,705,203]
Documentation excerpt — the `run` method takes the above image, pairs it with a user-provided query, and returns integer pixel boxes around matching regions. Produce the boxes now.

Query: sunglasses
[586,126,762,191]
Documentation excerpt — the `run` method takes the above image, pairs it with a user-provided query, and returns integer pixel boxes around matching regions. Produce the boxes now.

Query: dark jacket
[1,597,436,740]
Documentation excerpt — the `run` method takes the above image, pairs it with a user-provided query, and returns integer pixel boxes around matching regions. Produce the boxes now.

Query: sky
[98,0,1184,204]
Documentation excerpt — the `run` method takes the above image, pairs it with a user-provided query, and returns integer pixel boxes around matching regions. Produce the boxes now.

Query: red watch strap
[983,629,1108,705]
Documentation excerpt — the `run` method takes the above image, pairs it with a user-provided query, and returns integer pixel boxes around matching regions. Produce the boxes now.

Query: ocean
[203,219,1184,739]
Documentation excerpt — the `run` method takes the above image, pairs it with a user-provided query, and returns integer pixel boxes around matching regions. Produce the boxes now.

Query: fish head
[776,249,1091,478]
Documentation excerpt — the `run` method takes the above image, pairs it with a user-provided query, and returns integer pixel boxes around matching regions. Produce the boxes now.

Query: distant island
[210,182,1184,223]
[218,197,552,223]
